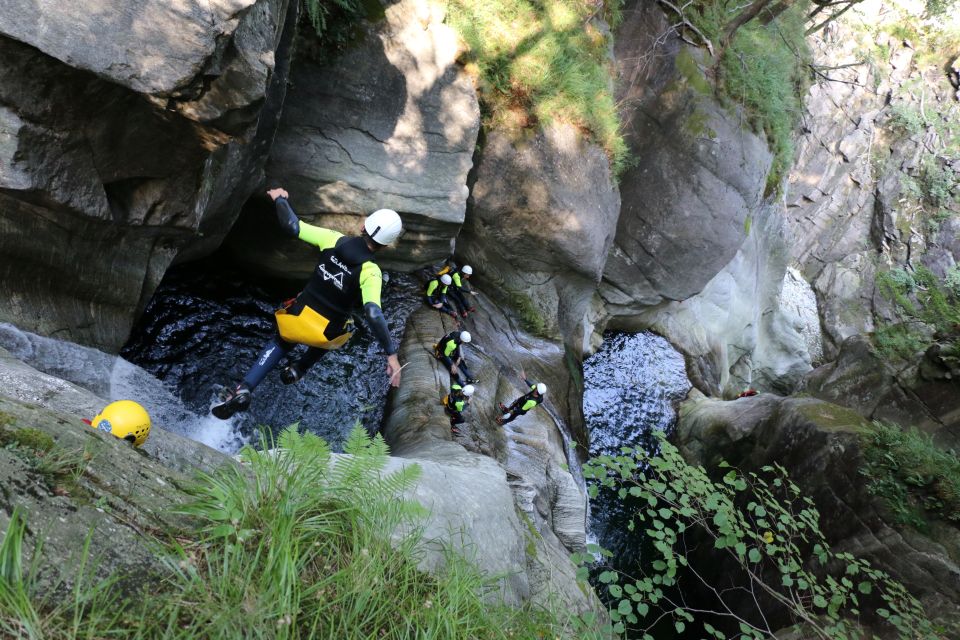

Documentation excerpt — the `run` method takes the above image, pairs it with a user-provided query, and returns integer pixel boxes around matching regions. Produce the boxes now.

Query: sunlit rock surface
[238,0,481,274]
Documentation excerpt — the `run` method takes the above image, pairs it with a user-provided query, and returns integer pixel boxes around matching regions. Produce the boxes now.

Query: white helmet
[536,383,547,395]
[364,209,403,245]
[462,384,475,397]
[461,265,473,275]
[440,274,453,285]
[459,331,471,343]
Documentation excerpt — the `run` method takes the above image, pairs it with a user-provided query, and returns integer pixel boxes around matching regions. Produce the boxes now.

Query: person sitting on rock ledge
[442,382,474,434]
[212,187,404,420]
[496,376,546,426]
[424,273,460,322]
[434,330,477,385]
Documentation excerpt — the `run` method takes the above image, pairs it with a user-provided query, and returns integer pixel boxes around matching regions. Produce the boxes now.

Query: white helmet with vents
[460,331,471,343]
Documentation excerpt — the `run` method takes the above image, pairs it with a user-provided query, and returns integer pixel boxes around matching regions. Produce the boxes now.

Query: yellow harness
[274,305,353,349]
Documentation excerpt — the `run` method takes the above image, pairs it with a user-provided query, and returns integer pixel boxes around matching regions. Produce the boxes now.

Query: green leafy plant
[302,0,364,38]
[861,421,960,531]
[579,432,936,639]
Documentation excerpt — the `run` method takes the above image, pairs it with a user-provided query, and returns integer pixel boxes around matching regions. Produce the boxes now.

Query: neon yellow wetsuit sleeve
[452,273,463,287]
[359,262,383,307]
[298,222,342,249]
[426,279,438,296]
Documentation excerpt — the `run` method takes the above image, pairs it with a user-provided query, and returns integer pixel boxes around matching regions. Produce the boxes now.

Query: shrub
[580,432,937,639]
[861,421,960,532]
[874,266,960,360]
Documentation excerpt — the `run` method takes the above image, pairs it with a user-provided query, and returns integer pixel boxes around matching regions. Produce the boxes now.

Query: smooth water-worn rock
[602,2,772,314]
[458,124,620,351]
[242,0,480,274]
[631,204,822,397]
[382,298,598,612]
[0,0,297,352]
[677,392,960,620]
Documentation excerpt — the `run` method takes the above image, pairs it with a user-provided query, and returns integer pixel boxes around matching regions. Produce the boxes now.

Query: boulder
[457,124,621,352]
[801,335,960,447]
[382,300,598,612]
[677,392,960,619]
[240,0,481,274]
[602,4,772,314]
[0,0,298,352]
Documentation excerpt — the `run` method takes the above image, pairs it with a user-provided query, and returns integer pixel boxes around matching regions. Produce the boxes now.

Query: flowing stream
[583,331,692,566]
[121,258,422,452]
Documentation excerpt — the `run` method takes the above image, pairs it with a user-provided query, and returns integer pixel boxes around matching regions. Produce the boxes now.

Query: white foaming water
[0,323,247,454]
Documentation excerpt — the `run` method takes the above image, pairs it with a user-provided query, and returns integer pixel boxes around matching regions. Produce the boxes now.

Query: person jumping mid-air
[212,187,403,419]
[442,382,474,434]
[496,375,546,426]
[433,330,476,385]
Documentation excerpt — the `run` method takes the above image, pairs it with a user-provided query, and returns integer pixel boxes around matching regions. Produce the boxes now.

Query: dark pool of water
[122,258,421,451]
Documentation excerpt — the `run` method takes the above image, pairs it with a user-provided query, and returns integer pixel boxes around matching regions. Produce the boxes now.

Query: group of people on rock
[208,189,547,438]
[423,266,546,435]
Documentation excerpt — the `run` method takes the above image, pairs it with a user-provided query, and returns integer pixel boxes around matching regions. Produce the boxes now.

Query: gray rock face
[801,335,960,447]
[677,392,960,619]
[0,0,297,352]
[458,124,621,351]
[603,3,772,313]
[382,301,598,612]
[0,0,254,97]
[249,0,480,274]
[632,204,821,397]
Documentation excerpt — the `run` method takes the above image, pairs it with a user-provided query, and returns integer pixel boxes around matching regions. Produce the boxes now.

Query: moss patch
[0,427,55,453]
[795,401,870,434]
[675,48,713,96]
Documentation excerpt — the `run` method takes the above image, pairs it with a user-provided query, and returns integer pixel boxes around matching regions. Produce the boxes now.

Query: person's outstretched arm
[267,188,341,249]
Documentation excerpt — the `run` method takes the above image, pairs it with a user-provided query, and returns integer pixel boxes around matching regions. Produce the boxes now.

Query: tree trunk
[720,0,776,48]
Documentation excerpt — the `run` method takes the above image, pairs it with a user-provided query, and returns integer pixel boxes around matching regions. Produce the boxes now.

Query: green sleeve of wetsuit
[426,280,438,296]
[522,398,539,411]
[297,222,342,249]
[452,273,463,287]
[359,262,383,307]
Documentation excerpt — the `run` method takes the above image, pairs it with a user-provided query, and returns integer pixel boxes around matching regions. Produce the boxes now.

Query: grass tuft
[0,424,585,638]
[446,0,629,176]
[861,421,960,532]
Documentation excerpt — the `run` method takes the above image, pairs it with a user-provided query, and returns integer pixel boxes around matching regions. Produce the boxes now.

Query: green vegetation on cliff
[0,426,578,639]
[682,1,811,194]
[874,266,960,361]
[861,421,960,532]
[445,0,629,175]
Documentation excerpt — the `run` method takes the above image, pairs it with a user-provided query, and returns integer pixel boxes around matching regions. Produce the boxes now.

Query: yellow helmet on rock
[90,400,151,447]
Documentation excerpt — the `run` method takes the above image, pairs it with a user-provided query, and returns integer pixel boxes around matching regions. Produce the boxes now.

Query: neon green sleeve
[359,262,383,307]
[452,273,463,287]
[298,222,342,249]
[426,280,438,296]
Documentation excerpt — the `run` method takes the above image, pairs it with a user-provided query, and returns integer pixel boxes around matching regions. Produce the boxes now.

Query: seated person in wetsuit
[433,330,476,385]
[424,273,459,321]
[212,187,403,419]
[442,382,474,434]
